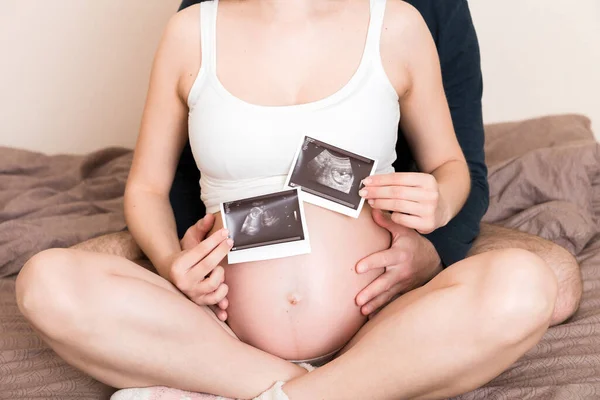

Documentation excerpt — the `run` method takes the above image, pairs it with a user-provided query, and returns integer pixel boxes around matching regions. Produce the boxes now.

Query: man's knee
[16,248,84,335]
[548,244,582,325]
[477,249,558,345]
[471,224,582,325]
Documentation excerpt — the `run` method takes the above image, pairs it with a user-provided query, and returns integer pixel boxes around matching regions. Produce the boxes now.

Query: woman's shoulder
[152,4,202,100]
[381,0,437,58]
[384,0,430,37]
[379,0,439,96]
[164,4,202,47]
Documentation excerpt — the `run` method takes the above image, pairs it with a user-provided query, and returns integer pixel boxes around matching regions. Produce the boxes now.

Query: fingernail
[357,296,365,306]
[368,200,374,205]
[227,238,234,246]
[363,178,372,185]
[358,189,368,197]
[222,229,229,237]
[357,264,366,273]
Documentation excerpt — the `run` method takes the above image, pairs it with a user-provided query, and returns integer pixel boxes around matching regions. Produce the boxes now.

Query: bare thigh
[131,257,238,339]
[17,249,309,397]
[281,249,556,400]
[338,248,557,356]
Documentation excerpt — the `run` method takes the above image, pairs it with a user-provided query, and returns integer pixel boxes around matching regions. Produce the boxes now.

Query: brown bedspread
[0,147,132,279]
[454,115,600,400]
[1,114,599,399]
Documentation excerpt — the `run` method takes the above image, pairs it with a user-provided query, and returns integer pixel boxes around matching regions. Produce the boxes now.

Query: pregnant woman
[16,0,557,399]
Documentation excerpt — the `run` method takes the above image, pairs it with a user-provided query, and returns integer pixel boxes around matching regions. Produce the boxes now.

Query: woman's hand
[359,172,450,234]
[169,214,233,321]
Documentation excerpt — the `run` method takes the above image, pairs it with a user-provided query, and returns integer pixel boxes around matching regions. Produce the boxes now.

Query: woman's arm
[124,8,200,278]
[361,2,470,234]
[397,5,470,224]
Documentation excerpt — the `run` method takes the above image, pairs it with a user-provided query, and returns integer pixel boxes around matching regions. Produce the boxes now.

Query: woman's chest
[188,93,400,180]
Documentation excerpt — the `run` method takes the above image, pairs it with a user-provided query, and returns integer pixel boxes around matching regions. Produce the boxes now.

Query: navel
[287,293,302,306]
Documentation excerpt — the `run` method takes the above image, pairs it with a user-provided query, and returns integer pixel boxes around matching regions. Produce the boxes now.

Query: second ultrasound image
[223,189,305,251]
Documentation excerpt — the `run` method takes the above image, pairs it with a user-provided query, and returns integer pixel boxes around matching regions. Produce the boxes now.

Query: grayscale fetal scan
[289,137,375,210]
[240,206,281,236]
[307,150,355,194]
[223,190,305,251]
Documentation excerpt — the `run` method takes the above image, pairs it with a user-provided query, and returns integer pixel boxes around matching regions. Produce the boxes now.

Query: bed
[1,114,599,399]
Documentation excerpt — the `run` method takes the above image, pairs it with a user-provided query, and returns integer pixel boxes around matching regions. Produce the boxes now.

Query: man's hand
[179,214,230,321]
[355,209,443,316]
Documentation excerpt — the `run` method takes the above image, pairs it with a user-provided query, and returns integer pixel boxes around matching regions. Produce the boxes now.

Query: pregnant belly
[210,203,391,360]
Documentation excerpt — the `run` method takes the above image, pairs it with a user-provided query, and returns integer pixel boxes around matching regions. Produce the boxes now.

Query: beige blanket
[1,114,599,399]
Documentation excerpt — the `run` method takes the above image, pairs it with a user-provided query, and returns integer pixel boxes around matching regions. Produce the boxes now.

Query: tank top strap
[364,0,387,61]
[200,0,218,74]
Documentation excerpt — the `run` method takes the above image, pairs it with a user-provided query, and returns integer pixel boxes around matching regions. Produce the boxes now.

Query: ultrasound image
[240,206,281,236]
[223,190,305,251]
[306,150,355,194]
[288,137,376,210]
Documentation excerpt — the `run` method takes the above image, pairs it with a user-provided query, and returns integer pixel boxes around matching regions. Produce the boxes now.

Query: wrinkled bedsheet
[0,147,131,278]
[1,114,599,399]
[454,115,600,400]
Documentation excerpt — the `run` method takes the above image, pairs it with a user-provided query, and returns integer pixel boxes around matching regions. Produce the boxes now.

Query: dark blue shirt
[171,0,489,266]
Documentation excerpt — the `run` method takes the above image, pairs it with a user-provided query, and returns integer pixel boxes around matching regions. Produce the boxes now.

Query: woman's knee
[16,248,89,335]
[475,248,558,344]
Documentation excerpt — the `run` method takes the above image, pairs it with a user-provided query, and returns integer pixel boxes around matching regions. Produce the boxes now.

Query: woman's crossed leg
[16,247,556,400]
[282,248,557,400]
[15,248,306,399]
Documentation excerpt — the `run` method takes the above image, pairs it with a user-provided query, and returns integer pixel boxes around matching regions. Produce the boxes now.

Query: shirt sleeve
[178,0,201,12]
[422,0,490,267]
[170,142,205,239]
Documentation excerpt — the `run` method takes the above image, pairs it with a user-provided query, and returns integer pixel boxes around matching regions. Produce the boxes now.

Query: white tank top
[187,0,400,213]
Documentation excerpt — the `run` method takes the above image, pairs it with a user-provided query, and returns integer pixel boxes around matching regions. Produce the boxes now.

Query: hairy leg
[16,249,305,399]
[282,249,557,400]
[469,223,582,325]
[70,230,144,261]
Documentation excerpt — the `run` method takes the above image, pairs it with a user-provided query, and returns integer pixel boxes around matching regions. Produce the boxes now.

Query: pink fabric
[111,386,227,400]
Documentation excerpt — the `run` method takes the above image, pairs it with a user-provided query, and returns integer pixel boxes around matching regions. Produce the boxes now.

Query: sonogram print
[222,190,305,251]
[306,150,355,194]
[240,206,281,236]
[287,136,377,212]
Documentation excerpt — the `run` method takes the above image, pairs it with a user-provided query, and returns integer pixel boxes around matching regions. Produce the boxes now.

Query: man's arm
[420,0,489,267]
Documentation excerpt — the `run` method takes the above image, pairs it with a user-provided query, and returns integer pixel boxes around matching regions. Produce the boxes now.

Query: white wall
[0,0,180,154]
[1,0,599,154]
[470,0,600,136]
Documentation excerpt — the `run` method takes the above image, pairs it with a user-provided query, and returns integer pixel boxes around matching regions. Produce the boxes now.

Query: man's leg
[282,248,557,400]
[70,230,144,261]
[16,248,306,399]
[469,223,582,325]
